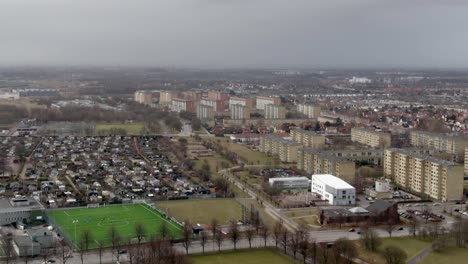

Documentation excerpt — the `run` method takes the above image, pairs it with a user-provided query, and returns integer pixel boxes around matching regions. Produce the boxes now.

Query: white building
[0,197,44,226]
[268,177,310,190]
[256,96,280,110]
[196,104,214,120]
[297,104,321,118]
[230,104,250,120]
[311,174,356,205]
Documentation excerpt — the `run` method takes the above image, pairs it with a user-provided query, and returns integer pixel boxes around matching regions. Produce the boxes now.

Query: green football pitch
[47,204,182,249]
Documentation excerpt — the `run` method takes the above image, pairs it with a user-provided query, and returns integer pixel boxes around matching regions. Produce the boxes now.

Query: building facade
[384,148,464,201]
[171,98,195,113]
[297,148,356,184]
[264,104,286,119]
[229,97,254,109]
[351,128,392,148]
[196,104,215,121]
[291,129,326,148]
[134,91,154,104]
[230,104,250,120]
[311,174,356,205]
[409,131,467,158]
[256,96,281,110]
[297,104,321,118]
[199,99,223,112]
[269,177,310,190]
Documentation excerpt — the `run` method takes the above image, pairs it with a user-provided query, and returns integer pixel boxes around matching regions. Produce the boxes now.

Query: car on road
[118,250,127,254]
[349,228,355,232]
[398,227,404,231]
[42,260,56,264]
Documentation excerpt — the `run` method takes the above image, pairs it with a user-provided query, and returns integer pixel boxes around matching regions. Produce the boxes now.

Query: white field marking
[138,204,181,230]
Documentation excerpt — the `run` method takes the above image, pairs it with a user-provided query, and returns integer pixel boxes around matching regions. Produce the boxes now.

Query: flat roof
[0,198,44,213]
[312,174,355,189]
[269,176,309,182]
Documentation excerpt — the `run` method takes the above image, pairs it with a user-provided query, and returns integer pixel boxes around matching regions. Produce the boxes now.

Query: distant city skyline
[1,0,468,68]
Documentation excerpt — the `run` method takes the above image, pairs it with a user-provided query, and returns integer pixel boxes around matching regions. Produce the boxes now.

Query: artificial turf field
[47,204,182,249]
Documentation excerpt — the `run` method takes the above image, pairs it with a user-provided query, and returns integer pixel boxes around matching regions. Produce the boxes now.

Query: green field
[355,237,432,264]
[207,138,274,165]
[191,249,298,264]
[96,123,145,134]
[47,204,182,249]
[156,199,242,225]
[421,247,468,264]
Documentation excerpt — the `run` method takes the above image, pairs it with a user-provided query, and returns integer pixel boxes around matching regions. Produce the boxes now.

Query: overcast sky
[1,0,467,69]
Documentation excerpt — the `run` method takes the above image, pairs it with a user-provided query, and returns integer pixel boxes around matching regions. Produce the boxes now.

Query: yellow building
[291,129,325,148]
[297,148,356,184]
[384,148,464,201]
[351,128,391,148]
[409,131,467,157]
[259,135,300,163]
[465,147,468,175]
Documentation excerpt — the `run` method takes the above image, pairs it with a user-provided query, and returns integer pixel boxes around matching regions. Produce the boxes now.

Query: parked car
[349,228,355,232]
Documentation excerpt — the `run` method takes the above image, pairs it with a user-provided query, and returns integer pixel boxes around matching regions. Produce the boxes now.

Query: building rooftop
[387,148,460,166]
[269,176,310,182]
[312,174,355,189]
[0,197,44,213]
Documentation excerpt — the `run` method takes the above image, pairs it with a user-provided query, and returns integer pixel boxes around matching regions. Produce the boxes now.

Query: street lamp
[73,220,79,248]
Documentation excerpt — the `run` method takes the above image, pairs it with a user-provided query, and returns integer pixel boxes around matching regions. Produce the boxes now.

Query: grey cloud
[0,0,467,68]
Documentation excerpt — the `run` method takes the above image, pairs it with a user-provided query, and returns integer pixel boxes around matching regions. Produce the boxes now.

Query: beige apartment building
[159,91,175,104]
[409,131,468,158]
[264,104,286,119]
[384,148,464,201]
[196,104,214,121]
[230,104,250,120]
[134,91,154,104]
[297,148,356,184]
[465,147,468,175]
[351,128,392,148]
[259,135,301,162]
[229,97,254,109]
[297,104,321,118]
[256,96,281,110]
[291,129,326,148]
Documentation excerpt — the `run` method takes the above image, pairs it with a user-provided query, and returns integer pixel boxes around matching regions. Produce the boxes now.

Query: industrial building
[311,174,356,205]
[268,177,310,191]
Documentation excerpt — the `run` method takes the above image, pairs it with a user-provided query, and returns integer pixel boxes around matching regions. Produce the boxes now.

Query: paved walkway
[406,244,434,264]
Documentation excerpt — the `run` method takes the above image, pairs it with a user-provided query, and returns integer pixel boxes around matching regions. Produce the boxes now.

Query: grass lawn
[207,137,274,165]
[191,248,298,264]
[194,155,233,179]
[47,204,182,249]
[420,247,468,264]
[355,237,432,264]
[96,123,145,134]
[155,199,242,225]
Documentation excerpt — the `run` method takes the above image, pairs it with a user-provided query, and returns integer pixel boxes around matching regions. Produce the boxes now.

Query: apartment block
[207,91,229,101]
[171,98,195,113]
[297,104,321,118]
[351,128,392,148]
[384,148,464,201]
[264,104,286,119]
[199,99,224,112]
[134,91,154,104]
[291,129,326,148]
[230,104,250,120]
[465,147,468,175]
[256,96,281,110]
[297,148,356,184]
[409,131,468,157]
[259,135,301,162]
[229,97,254,109]
[159,91,175,104]
[196,104,215,121]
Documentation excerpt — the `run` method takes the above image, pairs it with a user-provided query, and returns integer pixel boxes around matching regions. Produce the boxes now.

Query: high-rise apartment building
[171,98,195,113]
[256,96,281,110]
[207,91,229,101]
[264,104,286,119]
[297,104,321,118]
[297,148,356,184]
[229,97,254,109]
[351,128,392,148]
[196,104,214,121]
[409,131,467,157]
[134,91,154,104]
[199,99,224,112]
[259,135,302,162]
[384,148,464,201]
[291,129,326,148]
[230,104,250,120]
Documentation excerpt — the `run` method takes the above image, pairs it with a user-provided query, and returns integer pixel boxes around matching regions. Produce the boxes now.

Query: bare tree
[408,218,419,237]
[309,240,318,264]
[298,240,309,264]
[245,228,255,248]
[260,226,269,247]
[96,241,103,264]
[78,239,86,264]
[134,223,146,244]
[200,231,208,253]
[385,219,397,238]
[214,230,224,252]
[361,228,382,252]
[280,225,289,254]
[182,220,193,254]
[159,222,169,240]
[229,223,240,250]
[289,231,300,259]
[58,240,71,264]
[211,218,219,239]
[273,222,283,248]
[382,245,407,264]
[109,226,122,262]
[319,244,330,264]
[332,237,357,264]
